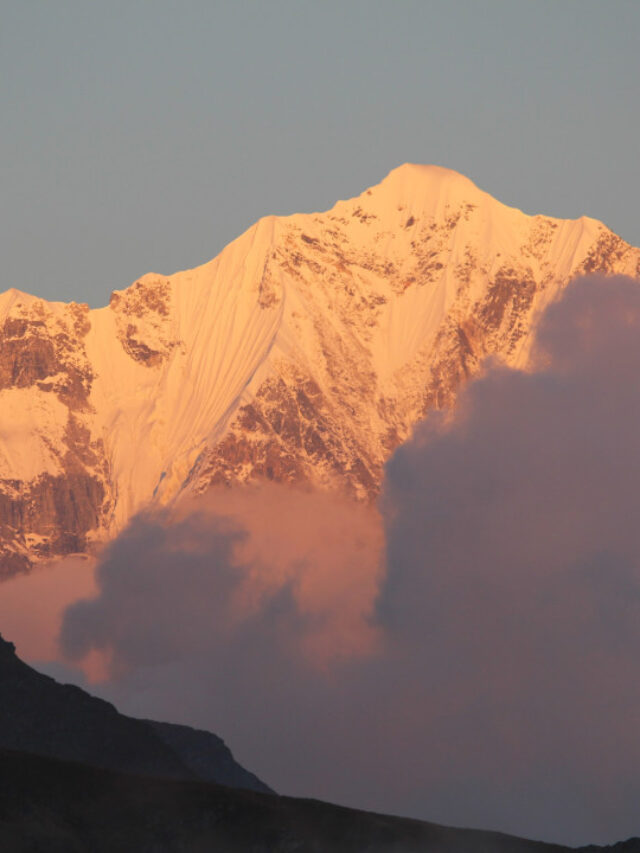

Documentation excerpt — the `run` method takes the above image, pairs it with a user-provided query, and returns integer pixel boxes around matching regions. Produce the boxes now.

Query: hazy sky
[3,1,639,306]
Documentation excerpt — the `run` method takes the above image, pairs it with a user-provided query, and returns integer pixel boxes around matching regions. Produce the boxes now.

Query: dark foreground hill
[0,633,270,792]
[0,748,639,853]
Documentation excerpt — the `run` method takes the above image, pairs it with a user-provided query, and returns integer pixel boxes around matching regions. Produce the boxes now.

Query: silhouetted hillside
[0,633,270,791]
[3,748,639,853]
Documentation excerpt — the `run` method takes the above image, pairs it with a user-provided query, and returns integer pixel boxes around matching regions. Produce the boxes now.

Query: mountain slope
[143,718,272,793]
[1,635,637,850]
[2,748,639,853]
[0,633,270,792]
[1,164,639,572]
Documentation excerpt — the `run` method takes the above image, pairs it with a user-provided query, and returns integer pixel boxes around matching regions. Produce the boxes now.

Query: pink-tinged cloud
[0,556,97,662]
[59,275,640,846]
[62,486,383,674]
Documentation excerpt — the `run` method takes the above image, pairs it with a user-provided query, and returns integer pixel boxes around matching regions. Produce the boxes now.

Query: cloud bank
[61,276,640,846]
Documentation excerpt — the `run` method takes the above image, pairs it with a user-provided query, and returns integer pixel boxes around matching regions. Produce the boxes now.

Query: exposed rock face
[0,295,110,573]
[1,164,639,573]
[110,277,178,367]
[193,368,381,497]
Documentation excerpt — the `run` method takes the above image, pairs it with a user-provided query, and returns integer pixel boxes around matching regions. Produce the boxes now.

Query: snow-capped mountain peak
[1,166,639,573]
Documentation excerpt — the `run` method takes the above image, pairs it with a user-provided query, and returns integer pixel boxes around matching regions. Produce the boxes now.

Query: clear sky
[3,0,639,306]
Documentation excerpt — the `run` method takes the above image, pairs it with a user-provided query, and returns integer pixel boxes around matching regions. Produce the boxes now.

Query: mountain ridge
[0,631,271,792]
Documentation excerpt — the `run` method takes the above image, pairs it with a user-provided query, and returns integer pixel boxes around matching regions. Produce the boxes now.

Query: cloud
[0,555,97,662]
[60,275,640,846]
[379,275,640,840]
[61,485,384,673]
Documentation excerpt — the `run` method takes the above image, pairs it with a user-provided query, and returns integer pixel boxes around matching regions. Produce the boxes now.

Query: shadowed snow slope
[1,165,639,572]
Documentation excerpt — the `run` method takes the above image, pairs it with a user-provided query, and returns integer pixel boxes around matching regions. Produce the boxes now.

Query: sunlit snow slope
[1,164,639,573]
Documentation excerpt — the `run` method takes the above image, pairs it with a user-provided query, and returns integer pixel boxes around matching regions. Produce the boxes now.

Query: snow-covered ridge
[1,165,639,573]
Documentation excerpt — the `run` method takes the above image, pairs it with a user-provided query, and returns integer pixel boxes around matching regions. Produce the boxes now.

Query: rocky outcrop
[191,368,381,499]
[0,472,105,562]
[0,295,111,574]
[110,277,178,367]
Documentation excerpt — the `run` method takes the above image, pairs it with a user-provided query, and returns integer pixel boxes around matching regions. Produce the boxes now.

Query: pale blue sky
[3,1,639,305]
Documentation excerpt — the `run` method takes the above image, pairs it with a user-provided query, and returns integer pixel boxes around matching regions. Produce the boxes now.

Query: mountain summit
[1,166,639,572]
